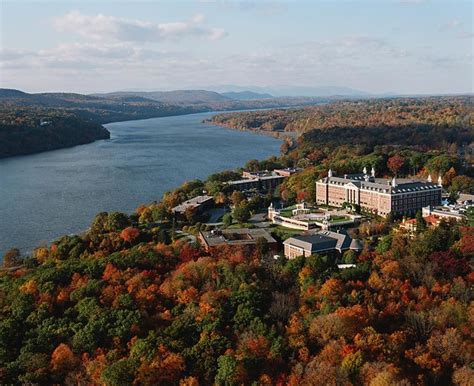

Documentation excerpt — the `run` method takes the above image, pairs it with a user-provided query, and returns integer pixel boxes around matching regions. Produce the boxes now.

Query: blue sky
[1,0,472,94]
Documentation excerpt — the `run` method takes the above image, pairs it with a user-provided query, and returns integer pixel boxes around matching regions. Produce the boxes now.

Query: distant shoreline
[205,118,300,140]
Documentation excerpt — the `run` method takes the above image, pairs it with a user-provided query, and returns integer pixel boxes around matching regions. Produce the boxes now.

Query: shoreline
[205,119,300,141]
[1,111,283,258]
[2,106,299,160]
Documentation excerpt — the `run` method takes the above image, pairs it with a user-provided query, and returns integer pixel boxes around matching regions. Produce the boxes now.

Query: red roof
[424,215,439,226]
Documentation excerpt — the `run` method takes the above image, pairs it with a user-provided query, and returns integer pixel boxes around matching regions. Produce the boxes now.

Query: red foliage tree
[51,343,77,373]
[429,251,470,278]
[387,155,405,176]
[120,227,140,243]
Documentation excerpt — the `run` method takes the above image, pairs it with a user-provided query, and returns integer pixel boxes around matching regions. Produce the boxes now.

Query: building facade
[316,169,442,217]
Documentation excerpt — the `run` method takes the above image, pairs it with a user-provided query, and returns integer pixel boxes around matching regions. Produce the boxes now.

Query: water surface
[0,112,281,255]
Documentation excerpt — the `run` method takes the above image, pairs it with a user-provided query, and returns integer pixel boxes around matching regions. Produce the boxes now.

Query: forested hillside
[0,207,472,384]
[0,110,110,158]
[1,95,473,385]
[209,96,473,136]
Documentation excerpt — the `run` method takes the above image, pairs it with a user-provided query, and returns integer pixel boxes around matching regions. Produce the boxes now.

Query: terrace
[268,202,358,231]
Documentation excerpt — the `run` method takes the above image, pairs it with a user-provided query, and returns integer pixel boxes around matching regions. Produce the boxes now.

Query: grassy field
[269,225,303,240]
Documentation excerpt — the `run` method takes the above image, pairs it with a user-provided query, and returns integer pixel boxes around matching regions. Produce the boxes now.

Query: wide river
[0,111,281,256]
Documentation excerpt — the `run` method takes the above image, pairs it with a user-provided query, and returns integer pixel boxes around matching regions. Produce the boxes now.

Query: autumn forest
[1,96,473,385]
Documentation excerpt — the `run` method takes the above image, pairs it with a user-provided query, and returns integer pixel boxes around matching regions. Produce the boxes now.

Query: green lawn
[270,225,303,240]
[279,209,294,218]
[330,216,351,224]
[227,222,254,229]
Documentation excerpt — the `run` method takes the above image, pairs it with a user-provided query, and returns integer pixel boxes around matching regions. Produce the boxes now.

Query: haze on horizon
[1,0,472,96]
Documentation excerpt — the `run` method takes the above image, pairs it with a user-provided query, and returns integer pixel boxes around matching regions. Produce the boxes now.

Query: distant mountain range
[220,91,273,100]
[91,90,229,105]
[92,89,275,103]
[92,85,380,101]
[201,85,373,97]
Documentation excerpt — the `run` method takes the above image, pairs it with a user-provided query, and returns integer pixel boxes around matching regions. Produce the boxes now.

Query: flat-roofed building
[274,168,301,177]
[172,195,214,215]
[242,170,271,179]
[316,168,442,217]
[226,175,285,192]
[199,228,278,252]
[283,229,363,259]
[422,205,466,221]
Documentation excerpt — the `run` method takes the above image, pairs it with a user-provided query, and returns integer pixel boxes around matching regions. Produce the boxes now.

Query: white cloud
[1,34,470,94]
[440,19,473,39]
[442,19,462,30]
[0,34,457,76]
[53,11,227,42]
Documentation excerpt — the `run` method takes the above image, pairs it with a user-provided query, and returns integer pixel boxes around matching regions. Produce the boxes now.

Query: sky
[0,0,472,95]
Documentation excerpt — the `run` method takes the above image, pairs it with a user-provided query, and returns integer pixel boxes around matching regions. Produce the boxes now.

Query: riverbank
[204,118,300,140]
[0,111,282,257]
[0,116,111,158]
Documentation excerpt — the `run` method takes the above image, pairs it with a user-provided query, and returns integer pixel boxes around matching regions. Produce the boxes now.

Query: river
[0,111,281,256]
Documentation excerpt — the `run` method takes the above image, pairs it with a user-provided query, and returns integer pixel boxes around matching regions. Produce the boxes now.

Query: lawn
[330,216,351,224]
[269,225,303,240]
[227,222,255,229]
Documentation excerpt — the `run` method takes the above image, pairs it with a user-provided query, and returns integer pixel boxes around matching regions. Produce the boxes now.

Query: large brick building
[316,168,442,217]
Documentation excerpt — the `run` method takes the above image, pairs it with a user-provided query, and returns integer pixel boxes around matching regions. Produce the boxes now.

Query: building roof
[242,170,272,178]
[400,214,441,228]
[200,228,277,248]
[318,175,441,194]
[172,195,214,214]
[349,238,364,251]
[226,175,284,185]
[458,193,474,204]
[274,167,301,175]
[284,230,362,253]
[424,215,440,226]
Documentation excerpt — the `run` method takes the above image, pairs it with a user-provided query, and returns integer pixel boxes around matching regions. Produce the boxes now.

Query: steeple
[363,166,367,175]
[438,175,443,187]
[427,174,432,182]
[328,168,333,177]
[391,177,397,187]
[371,166,375,177]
